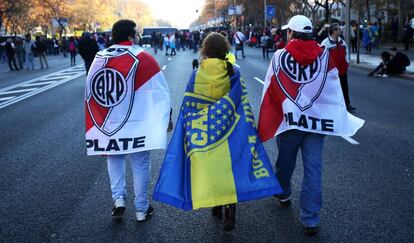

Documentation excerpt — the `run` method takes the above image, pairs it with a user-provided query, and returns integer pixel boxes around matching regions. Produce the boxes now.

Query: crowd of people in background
[0,32,109,72]
[0,16,412,75]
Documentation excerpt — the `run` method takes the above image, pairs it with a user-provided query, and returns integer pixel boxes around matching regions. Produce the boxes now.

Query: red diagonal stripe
[135,52,161,91]
[87,97,109,129]
[258,75,287,142]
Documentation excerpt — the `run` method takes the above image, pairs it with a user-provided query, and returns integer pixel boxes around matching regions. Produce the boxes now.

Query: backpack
[69,42,76,52]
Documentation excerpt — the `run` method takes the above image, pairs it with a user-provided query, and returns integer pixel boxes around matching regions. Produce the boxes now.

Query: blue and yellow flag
[153,59,282,210]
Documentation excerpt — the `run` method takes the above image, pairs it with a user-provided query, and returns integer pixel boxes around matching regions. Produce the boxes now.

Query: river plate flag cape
[153,59,282,210]
[258,48,364,142]
[85,42,170,155]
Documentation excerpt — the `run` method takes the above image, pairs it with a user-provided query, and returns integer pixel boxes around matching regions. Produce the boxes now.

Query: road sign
[266,5,276,20]
[228,6,236,16]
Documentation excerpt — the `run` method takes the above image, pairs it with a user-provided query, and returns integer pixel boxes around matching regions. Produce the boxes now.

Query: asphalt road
[0,47,413,242]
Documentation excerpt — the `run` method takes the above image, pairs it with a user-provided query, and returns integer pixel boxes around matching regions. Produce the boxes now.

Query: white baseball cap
[282,15,313,33]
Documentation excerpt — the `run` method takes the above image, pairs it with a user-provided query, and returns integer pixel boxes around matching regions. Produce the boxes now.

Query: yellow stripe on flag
[190,58,237,209]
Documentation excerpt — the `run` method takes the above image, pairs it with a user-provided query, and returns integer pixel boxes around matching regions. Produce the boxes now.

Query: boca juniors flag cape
[153,59,282,210]
[85,42,170,155]
[258,40,364,142]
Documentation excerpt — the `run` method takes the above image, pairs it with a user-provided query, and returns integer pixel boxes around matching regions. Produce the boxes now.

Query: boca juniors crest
[85,44,170,155]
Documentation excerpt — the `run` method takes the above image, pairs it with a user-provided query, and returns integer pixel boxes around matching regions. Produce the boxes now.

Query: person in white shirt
[233,28,245,59]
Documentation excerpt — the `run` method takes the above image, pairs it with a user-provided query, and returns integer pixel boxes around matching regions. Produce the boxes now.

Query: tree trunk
[398,0,402,38]
[325,0,330,23]
[365,0,371,23]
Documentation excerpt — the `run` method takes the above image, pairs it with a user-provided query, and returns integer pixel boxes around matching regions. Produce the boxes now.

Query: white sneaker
[136,205,154,222]
[382,74,389,78]
[112,197,126,217]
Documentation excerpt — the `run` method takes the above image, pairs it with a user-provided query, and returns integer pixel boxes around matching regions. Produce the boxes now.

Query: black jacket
[78,38,99,61]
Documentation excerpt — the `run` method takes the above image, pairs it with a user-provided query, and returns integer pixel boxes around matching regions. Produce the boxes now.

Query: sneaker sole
[112,206,125,217]
[136,210,154,222]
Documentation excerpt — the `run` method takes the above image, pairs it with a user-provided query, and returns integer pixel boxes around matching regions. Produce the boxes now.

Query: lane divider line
[253,76,359,145]
[168,57,171,61]
[162,65,167,71]
[234,63,240,68]
[254,77,265,85]
[340,136,360,145]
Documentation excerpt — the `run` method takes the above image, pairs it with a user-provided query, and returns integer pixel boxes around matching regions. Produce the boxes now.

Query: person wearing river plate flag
[153,33,282,231]
[257,15,364,235]
[85,20,171,222]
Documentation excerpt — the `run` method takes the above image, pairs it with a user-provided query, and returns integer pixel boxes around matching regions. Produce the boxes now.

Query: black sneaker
[274,194,291,207]
[111,197,126,217]
[136,205,154,222]
[304,226,318,235]
[347,106,356,112]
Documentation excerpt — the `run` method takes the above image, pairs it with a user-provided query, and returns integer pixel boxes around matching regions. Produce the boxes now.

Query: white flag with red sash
[85,43,170,155]
[258,46,364,142]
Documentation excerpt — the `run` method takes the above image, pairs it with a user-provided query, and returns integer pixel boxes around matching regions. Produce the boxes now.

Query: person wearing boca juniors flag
[321,23,356,112]
[85,19,172,222]
[258,15,364,235]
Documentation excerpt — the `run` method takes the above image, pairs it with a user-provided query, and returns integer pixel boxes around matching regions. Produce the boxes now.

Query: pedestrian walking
[22,34,36,70]
[61,37,68,57]
[5,38,19,71]
[169,35,176,56]
[35,36,49,69]
[52,37,60,55]
[260,30,271,60]
[362,24,373,54]
[15,37,24,70]
[78,32,99,73]
[85,19,172,222]
[258,15,364,236]
[164,34,170,55]
[321,23,356,112]
[68,37,77,66]
[233,28,246,59]
[153,32,281,231]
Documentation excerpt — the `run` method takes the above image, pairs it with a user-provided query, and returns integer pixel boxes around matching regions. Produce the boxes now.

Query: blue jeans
[107,151,150,211]
[276,130,324,227]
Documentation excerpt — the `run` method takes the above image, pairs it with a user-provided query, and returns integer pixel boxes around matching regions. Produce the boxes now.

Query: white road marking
[162,65,167,71]
[168,57,171,61]
[0,88,37,95]
[0,96,15,101]
[254,77,265,85]
[340,136,360,145]
[22,81,57,87]
[234,63,240,68]
[253,76,359,145]
[0,65,84,110]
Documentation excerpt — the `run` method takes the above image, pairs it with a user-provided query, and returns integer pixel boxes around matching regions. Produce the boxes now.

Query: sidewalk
[349,47,414,80]
[0,54,74,74]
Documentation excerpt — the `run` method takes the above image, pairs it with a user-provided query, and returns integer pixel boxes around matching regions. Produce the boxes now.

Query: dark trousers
[7,55,18,70]
[339,74,351,108]
[85,60,93,74]
[262,47,269,59]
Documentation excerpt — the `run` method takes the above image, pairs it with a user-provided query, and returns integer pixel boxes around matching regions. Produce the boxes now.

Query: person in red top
[321,23,356,112]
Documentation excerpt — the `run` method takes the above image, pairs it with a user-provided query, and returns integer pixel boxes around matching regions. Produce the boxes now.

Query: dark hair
[200,32,234,77]
[328,23,340,35]
[389,47,397,51]
[381,51,391,60]
[291,31,313,40]
[112,19,136,44]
